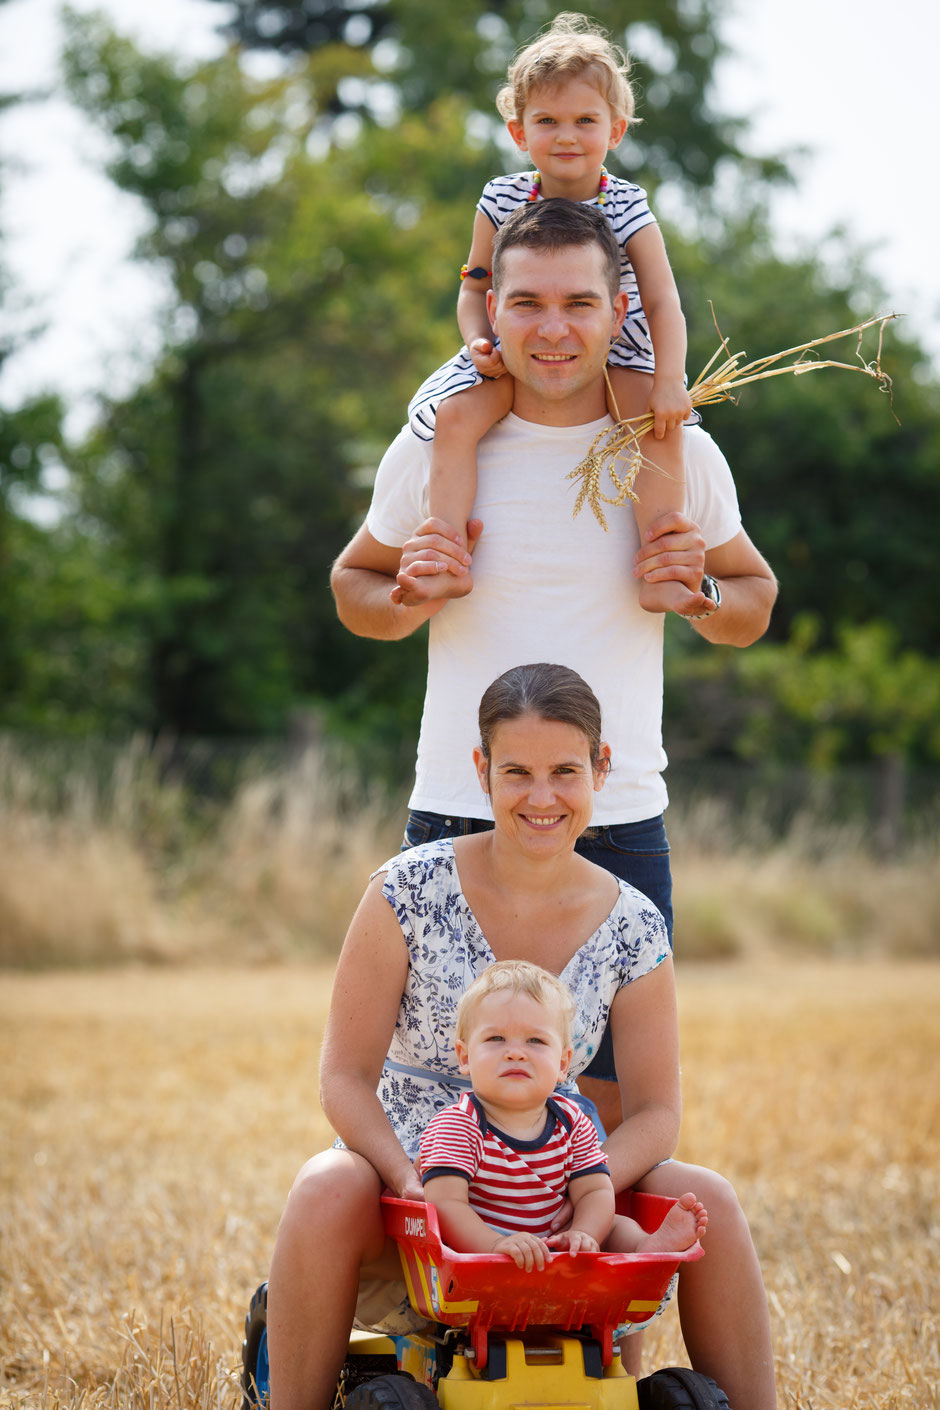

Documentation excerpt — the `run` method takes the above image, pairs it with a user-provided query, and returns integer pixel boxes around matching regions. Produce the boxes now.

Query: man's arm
[633,516,777,647]
[330,518,479,641]
[330,523,431,641]
[695,528,778,647]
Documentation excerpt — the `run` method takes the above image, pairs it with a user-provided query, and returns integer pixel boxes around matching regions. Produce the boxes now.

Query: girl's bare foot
[637,1191,707,1253]
[637,576,703,616]
[390,560,473,603]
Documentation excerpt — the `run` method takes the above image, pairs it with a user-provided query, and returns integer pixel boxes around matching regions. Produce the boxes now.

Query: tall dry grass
[1,739,937,969]
[0,739,402,968]
[2,962,937,1409]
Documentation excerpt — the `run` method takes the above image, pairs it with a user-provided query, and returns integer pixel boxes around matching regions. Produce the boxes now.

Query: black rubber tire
[242,1282,270,1410]
[337,1354,403,1398]
[344,1373,439,1410]
[635,1366,731,1410]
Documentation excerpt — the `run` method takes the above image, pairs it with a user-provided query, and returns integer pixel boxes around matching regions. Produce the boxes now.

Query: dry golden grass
[2,961,937,1409]
[0,745,402,968]
[2,750,937,970]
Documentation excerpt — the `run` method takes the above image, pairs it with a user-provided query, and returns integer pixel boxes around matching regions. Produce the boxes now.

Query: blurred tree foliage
[665,615,940,768]
[57,12,501,747]
[1,4,937,788]
[206,0,788,194]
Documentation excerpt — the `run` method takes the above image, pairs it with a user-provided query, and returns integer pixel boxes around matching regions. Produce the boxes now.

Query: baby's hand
[492,1231,551,1271]
[545,1230,600,1255]
[648,377,694,439]
[469,338,507,379]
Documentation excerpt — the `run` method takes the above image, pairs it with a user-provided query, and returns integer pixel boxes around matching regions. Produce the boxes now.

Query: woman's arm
[603,957,682,1188]
[319,874,424,1200]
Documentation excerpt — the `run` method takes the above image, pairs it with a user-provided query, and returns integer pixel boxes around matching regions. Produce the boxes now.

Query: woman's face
[473,712,609,857]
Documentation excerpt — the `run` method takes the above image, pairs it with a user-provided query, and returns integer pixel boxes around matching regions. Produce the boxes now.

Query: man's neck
[510,382,610,427]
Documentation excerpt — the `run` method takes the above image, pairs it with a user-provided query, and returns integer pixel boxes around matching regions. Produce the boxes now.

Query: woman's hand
[545,1229,600,1255]
[648,376,693,439]
[469,338,508,379]
[396,1167,427,1203]
[492,1231,552,1271]
[548,1197,574,1234]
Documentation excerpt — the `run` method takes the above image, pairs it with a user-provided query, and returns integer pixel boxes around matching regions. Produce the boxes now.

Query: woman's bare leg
[637,1160,777,1409]
[266,1148,397,1410]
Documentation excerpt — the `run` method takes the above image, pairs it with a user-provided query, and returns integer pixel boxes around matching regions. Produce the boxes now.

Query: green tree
[664,203,940,653]
[39,3,940,788]
[59,14,497,744]
[208,0,787,195]
[665,615,940,770]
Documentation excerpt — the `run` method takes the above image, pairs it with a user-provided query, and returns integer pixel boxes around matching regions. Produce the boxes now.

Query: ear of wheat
[568,312,898,529]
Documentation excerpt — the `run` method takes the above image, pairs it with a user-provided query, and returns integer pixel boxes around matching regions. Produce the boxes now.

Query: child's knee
[436,380,512,437]
[605,1214,642,1253]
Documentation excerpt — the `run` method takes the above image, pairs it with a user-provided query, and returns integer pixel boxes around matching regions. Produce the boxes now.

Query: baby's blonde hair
[456,960,576,1049]
[496,11,638,127]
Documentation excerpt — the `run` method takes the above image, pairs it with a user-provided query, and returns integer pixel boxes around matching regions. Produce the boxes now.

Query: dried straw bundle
[569,313,898,529]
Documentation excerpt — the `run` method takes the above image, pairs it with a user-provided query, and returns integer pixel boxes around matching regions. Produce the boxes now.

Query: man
[331,198,776,1132]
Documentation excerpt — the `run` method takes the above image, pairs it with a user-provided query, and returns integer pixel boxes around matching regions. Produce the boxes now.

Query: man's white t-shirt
[367,414,741,825]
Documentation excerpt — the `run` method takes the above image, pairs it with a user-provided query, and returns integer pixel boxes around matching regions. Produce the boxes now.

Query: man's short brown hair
[491,199,621,303]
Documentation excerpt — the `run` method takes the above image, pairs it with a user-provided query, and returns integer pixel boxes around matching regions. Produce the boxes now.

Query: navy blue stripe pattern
[408,171,657,439]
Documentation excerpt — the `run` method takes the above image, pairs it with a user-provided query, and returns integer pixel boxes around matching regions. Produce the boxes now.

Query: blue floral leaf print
[374,843,668,1152]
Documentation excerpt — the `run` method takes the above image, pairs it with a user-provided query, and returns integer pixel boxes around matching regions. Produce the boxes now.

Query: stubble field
[2,960,937,1410]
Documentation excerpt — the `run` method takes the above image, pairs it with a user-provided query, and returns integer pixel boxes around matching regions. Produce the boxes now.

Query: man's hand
[491,1231,552,1272]
[390,517,483,607]
[468,338,507,380]
[633,511,716,617]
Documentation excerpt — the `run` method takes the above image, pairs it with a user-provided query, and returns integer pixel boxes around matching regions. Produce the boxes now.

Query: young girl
[419,961,707,1271]
[407,12,696,614]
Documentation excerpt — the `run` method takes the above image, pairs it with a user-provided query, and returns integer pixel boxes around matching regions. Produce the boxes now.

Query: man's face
[487,244,628,419]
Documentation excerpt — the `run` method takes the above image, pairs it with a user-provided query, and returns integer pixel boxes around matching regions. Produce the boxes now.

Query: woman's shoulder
[602,878,670,968]
[611,875,667,925]
[374,838,459,893]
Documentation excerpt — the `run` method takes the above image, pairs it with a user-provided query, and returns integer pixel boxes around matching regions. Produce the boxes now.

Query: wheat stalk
[568,312,899,528]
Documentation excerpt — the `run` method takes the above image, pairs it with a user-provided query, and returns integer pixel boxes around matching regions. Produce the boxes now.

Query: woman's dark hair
[478,663,605,766]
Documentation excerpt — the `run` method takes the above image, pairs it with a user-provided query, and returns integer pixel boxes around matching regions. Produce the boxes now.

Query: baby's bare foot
[638,1192,707,1254]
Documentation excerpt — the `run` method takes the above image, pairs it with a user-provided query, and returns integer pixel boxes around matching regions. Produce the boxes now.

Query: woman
[266,664,776,1410]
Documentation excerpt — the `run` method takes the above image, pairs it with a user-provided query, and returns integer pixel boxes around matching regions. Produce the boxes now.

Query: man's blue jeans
[400,810,673,1083]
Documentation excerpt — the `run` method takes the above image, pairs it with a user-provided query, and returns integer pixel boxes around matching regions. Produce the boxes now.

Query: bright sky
[0,0,937,435]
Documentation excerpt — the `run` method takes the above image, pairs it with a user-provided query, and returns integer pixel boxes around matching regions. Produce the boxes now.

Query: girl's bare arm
[626,223,692,435]
[457,212,504,376]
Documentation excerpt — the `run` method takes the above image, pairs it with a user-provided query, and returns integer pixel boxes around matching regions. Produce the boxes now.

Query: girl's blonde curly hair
[496,11,638,127]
